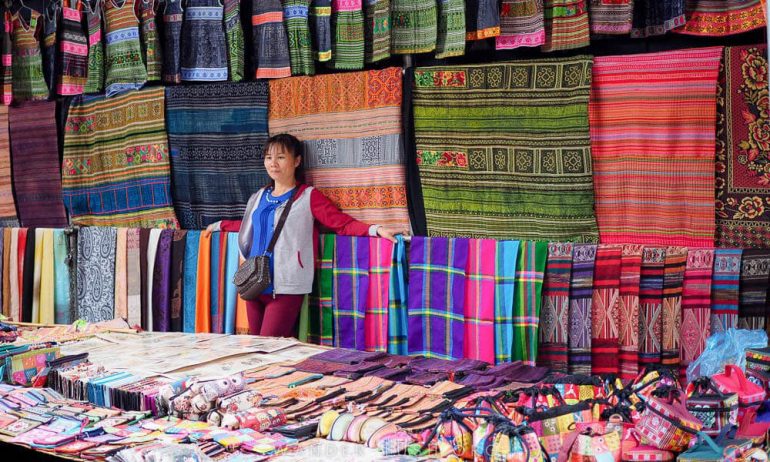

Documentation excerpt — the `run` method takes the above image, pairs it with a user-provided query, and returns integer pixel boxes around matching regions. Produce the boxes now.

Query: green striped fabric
[413,57,599,242]
[329,1,365,70]
[391,0,437,54]
[364,0,391,63]
[435,0,465,58]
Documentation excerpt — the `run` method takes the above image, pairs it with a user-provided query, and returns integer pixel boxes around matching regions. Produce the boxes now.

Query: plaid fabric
[710,249,742,334]
[494,240,519,364]
[591,244,623,375]
[738,249,770,330]
[680,249,714,381]
[309,234,336,345]
[568,244,597,374]
[464,238,497,364]
[333,235,369,350]
[639,247,666,367]
[388,235,408,355]
[661,247,687,369]
[407,236,468,360]
[539,243,573,372]
[619,244,643,381]
[366,238,393,352]
[513,241,548,365]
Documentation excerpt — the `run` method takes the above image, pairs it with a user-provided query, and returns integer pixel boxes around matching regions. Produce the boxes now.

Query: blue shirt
[249,187,295,294]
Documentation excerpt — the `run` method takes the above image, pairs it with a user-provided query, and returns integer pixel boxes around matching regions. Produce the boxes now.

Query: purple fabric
[293,358,349,374]
[458,374,504,390]
[332,362,385,379]
[152,230,173,332]
[333,236,369,350]
[410,357,487,374]
[310,349,387,365]
[365,367,413,382]
[404,371,447,386]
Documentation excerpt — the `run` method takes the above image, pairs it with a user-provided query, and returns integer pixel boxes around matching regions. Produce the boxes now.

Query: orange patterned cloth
[676,0,766,36]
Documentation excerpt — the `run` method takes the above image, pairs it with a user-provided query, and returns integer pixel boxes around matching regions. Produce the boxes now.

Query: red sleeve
[310,189,371,236]
[219,220,242,232]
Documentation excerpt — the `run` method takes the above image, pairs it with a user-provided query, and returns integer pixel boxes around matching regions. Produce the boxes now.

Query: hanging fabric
[631,0,686,37]
[541,0,589,51]
[328,0,364,70]
[2,229,10,317]
[588,0,633,35]
[223,0,244,80]
[711,249,743,333]
[183,230,201,333]
[391,0,437,54]
[738,249,770,330]
[138,0,162,81]
[252,0,292,78]
[283,0,315,74]
[145,228,161,331]
[677,0,766,36]
[1,11,13,104]
[234,255,248,335]
[114,228,128,320]
[513,241,547,365]
[494,240,519,364]
[591,244,622,375]
[333,235,370,350]
[618,244,643,381]
[0,106,17,226]
[316,234,335,345]
[103,0,148,96]
[22,228,35,322]
[195,230,212,333]
[8,228,18,321]
[639,247,666,368]
[539,242,573,373]
[435,0,464,58]
[83,0,104,94]
[152,229,173,332]
[310,0,332,61]
[170,230,187,332]
[568,244,596,374]
[76,227,117,323]
[31,228,43,323]
[126,228,141,326]
[465,0,500,40]
[57,0,88,96]
[224,232,239,334]
[387,235,408,355]
[661,247,687,369]
[53,229,71,325]
[41,2,58,95]
[363,0,390,63]
[162,0,183,84]
[39,229,54,325]
[496,0,545,49]
[181,0,228,82]
[680,249,715,380]
[464,238,496,364]
[210,231,227,334]
[366,238,393,352]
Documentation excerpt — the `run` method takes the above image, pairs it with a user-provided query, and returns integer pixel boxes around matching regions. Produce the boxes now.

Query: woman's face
[264,143,301,184]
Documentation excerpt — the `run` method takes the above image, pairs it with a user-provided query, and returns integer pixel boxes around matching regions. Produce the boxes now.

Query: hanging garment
[62,88,179,228]
[539,242,573,373]
[223,0,244,80]
[333,235,370,350]
[588,0,633,35]
[464,239,497,364]
[407,236,468,360]
[39,229,54,325]
[435,0,464,58]
[738,249,770,330]
[114,228,128,320]
[591,48,722,246]
[591,244,622,375]
[126,228,141,326]
[0,106,17,226]
[283,0,315,74]
[496,0,544,49]
[76,227,117,323]
[680,249,714,380]
[138,0,162,81]
[21,228,32,322]
[145,228,161,331]
[1,11,13,105]
[152,229,173,332]
[31,228,43,323]
[53,230,71,325]
[234,256,248,334]
[8,102,68,228]
[209,231,226,334]
[513,241,548,365]
[494,240,520,364]
[41,3,57,94]
[165,82,270,229]
[631,0,686,37]
[224,232,239,334]
[391,0,436,54]
[2,229,10,317]
[11,8,48,102]
[67,229,78,323]
[367,238,393,352]
[8,229,18,321]
[711,249,742,333]
[715,45,770,248]
[170,230,186,332]
[310,0,332,61]
[57,1,88,96]
[568,244,596,375]
[363,0,390,63]
[84,0,104,94]
[183,230,200,333]
[313,234,335,345]
[139,229,149,325]
[329,0,364,70]
[195,230,212,333]
[103,0,147,96]
[414,59,598,241]
[465,0,500,40]
[677,0,765,36]
[639,247,666,368]
[618,244,643,381]
[268,68,409,226]
[541,0,589,51]
[387,235,408,355]
[162,0,183,83]
[661,247,687,369]
[181,0,228,81]
[252,0,291,78]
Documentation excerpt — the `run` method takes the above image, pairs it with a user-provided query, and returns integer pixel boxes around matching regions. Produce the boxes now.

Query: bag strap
[265,188,299,255]
[725,364,751,390]
[694,431,726,456]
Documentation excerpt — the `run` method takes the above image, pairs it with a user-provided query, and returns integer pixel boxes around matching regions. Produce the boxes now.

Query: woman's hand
[376,224,410,243]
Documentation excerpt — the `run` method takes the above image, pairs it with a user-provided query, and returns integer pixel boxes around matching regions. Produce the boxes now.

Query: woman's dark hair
[263,133,305,185]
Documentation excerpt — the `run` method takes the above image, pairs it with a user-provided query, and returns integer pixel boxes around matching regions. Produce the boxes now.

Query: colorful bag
[746,348,770,372]
[677,428,753,462]
[557,422,622,462]
[620,427,674,462]
[686,377,740,436]
[5,347,60,386]
[635,393,702,452]
[736,408,770,449]
[713,365,766,420]
[746,368,770,394]
[486,421,548,462]
[523,401,596,458]
[544,374,609,420]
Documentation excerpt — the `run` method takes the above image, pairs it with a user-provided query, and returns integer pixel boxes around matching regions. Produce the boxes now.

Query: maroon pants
[246,294,304,337]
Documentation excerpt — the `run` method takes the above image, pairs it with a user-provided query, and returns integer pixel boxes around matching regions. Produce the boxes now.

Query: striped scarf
[639,247,666,367]
[591,244,622,375]
[568,243,596,374]
[738,249,770,330]
[464,238,497,364]
[661,247,687,369]
[494,240,519,364]
[710,249,742,333]
[512,241,547,365]
[388,235,408,355]
[680,249,714,380]
[542,0,589,51]
[618,244,643,380]
[333,236,369,350]
[539,242,573,372]
[366,238,393,352]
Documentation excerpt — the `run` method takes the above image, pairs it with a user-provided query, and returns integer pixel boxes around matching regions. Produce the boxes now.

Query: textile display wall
[412,57,599,242]
[268,67,410,226]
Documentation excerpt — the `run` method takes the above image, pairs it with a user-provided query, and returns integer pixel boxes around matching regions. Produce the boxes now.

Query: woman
[207,134,408,337]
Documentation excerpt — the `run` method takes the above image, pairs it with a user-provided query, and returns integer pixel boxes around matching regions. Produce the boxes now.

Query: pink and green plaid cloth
[464,239,497,364]
[333,235,370,350]
[513,241,548,366]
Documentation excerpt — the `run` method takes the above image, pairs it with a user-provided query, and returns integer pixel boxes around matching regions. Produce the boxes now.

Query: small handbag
[232,188,298,300]
[712,365,766,420]
[686,377,740,436]
[635,392,702,452]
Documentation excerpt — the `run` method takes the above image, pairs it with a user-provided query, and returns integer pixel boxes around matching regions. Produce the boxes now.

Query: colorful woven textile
[2,11,13,105]
[715,45,770,248]
[8,101,68,228]
[170,230,186,331]
[465,0,500,40]
[282,0,314,75]
[152,229,173,332]
[114,228,127,320]
[618,245,643,380]
[8,229,19,321]
[76,227,116,323]
[182,230,200,333]
[680,249,714,380]
[181,0,228,82]
[639,247,665,367]
[464,239,497,364]
[677,0,766,35]
[365,238,393,352]
[333,235,369,350]
[711,249,742,333]
[11,9,48,102]
[541,0,589,51]
[57,4,88,96]
[310,0,332,61]
[391,0,437,54]
[195,230,211,333]
[0,106,17,226]
[364,0,390,62]
[269,68,409,226]
[84,0,104,93]
[314,234,336,345]
[661,247,687,369]
[589,0,633,35]
[414,58,598,241]
[435,0,464,58]
[63,88,179,228]
[407,236,468,360]
[329,0,364,70]
[42,5,57,95]
[1,229,8,318]
[388,235,408,355]
[513,241,547,365]
[539,243,573,373]
[224,232,239,334]
[103,0,147,97]
[591,48,723,247]
[631,0,686,37]
[494,240,519,364]
[126,228,141,326]
[496,0,545,49]
[591,244,622,375]
[568,243,596,374]
[166,82,269,229]
[252,0,292,78]
[145,229,160,331]
[738,249,770,330]
[209,231,225,334]
[224,0,244,81]
[53,230,71,324]
[138,0,163,81]
[162,0,183,84]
